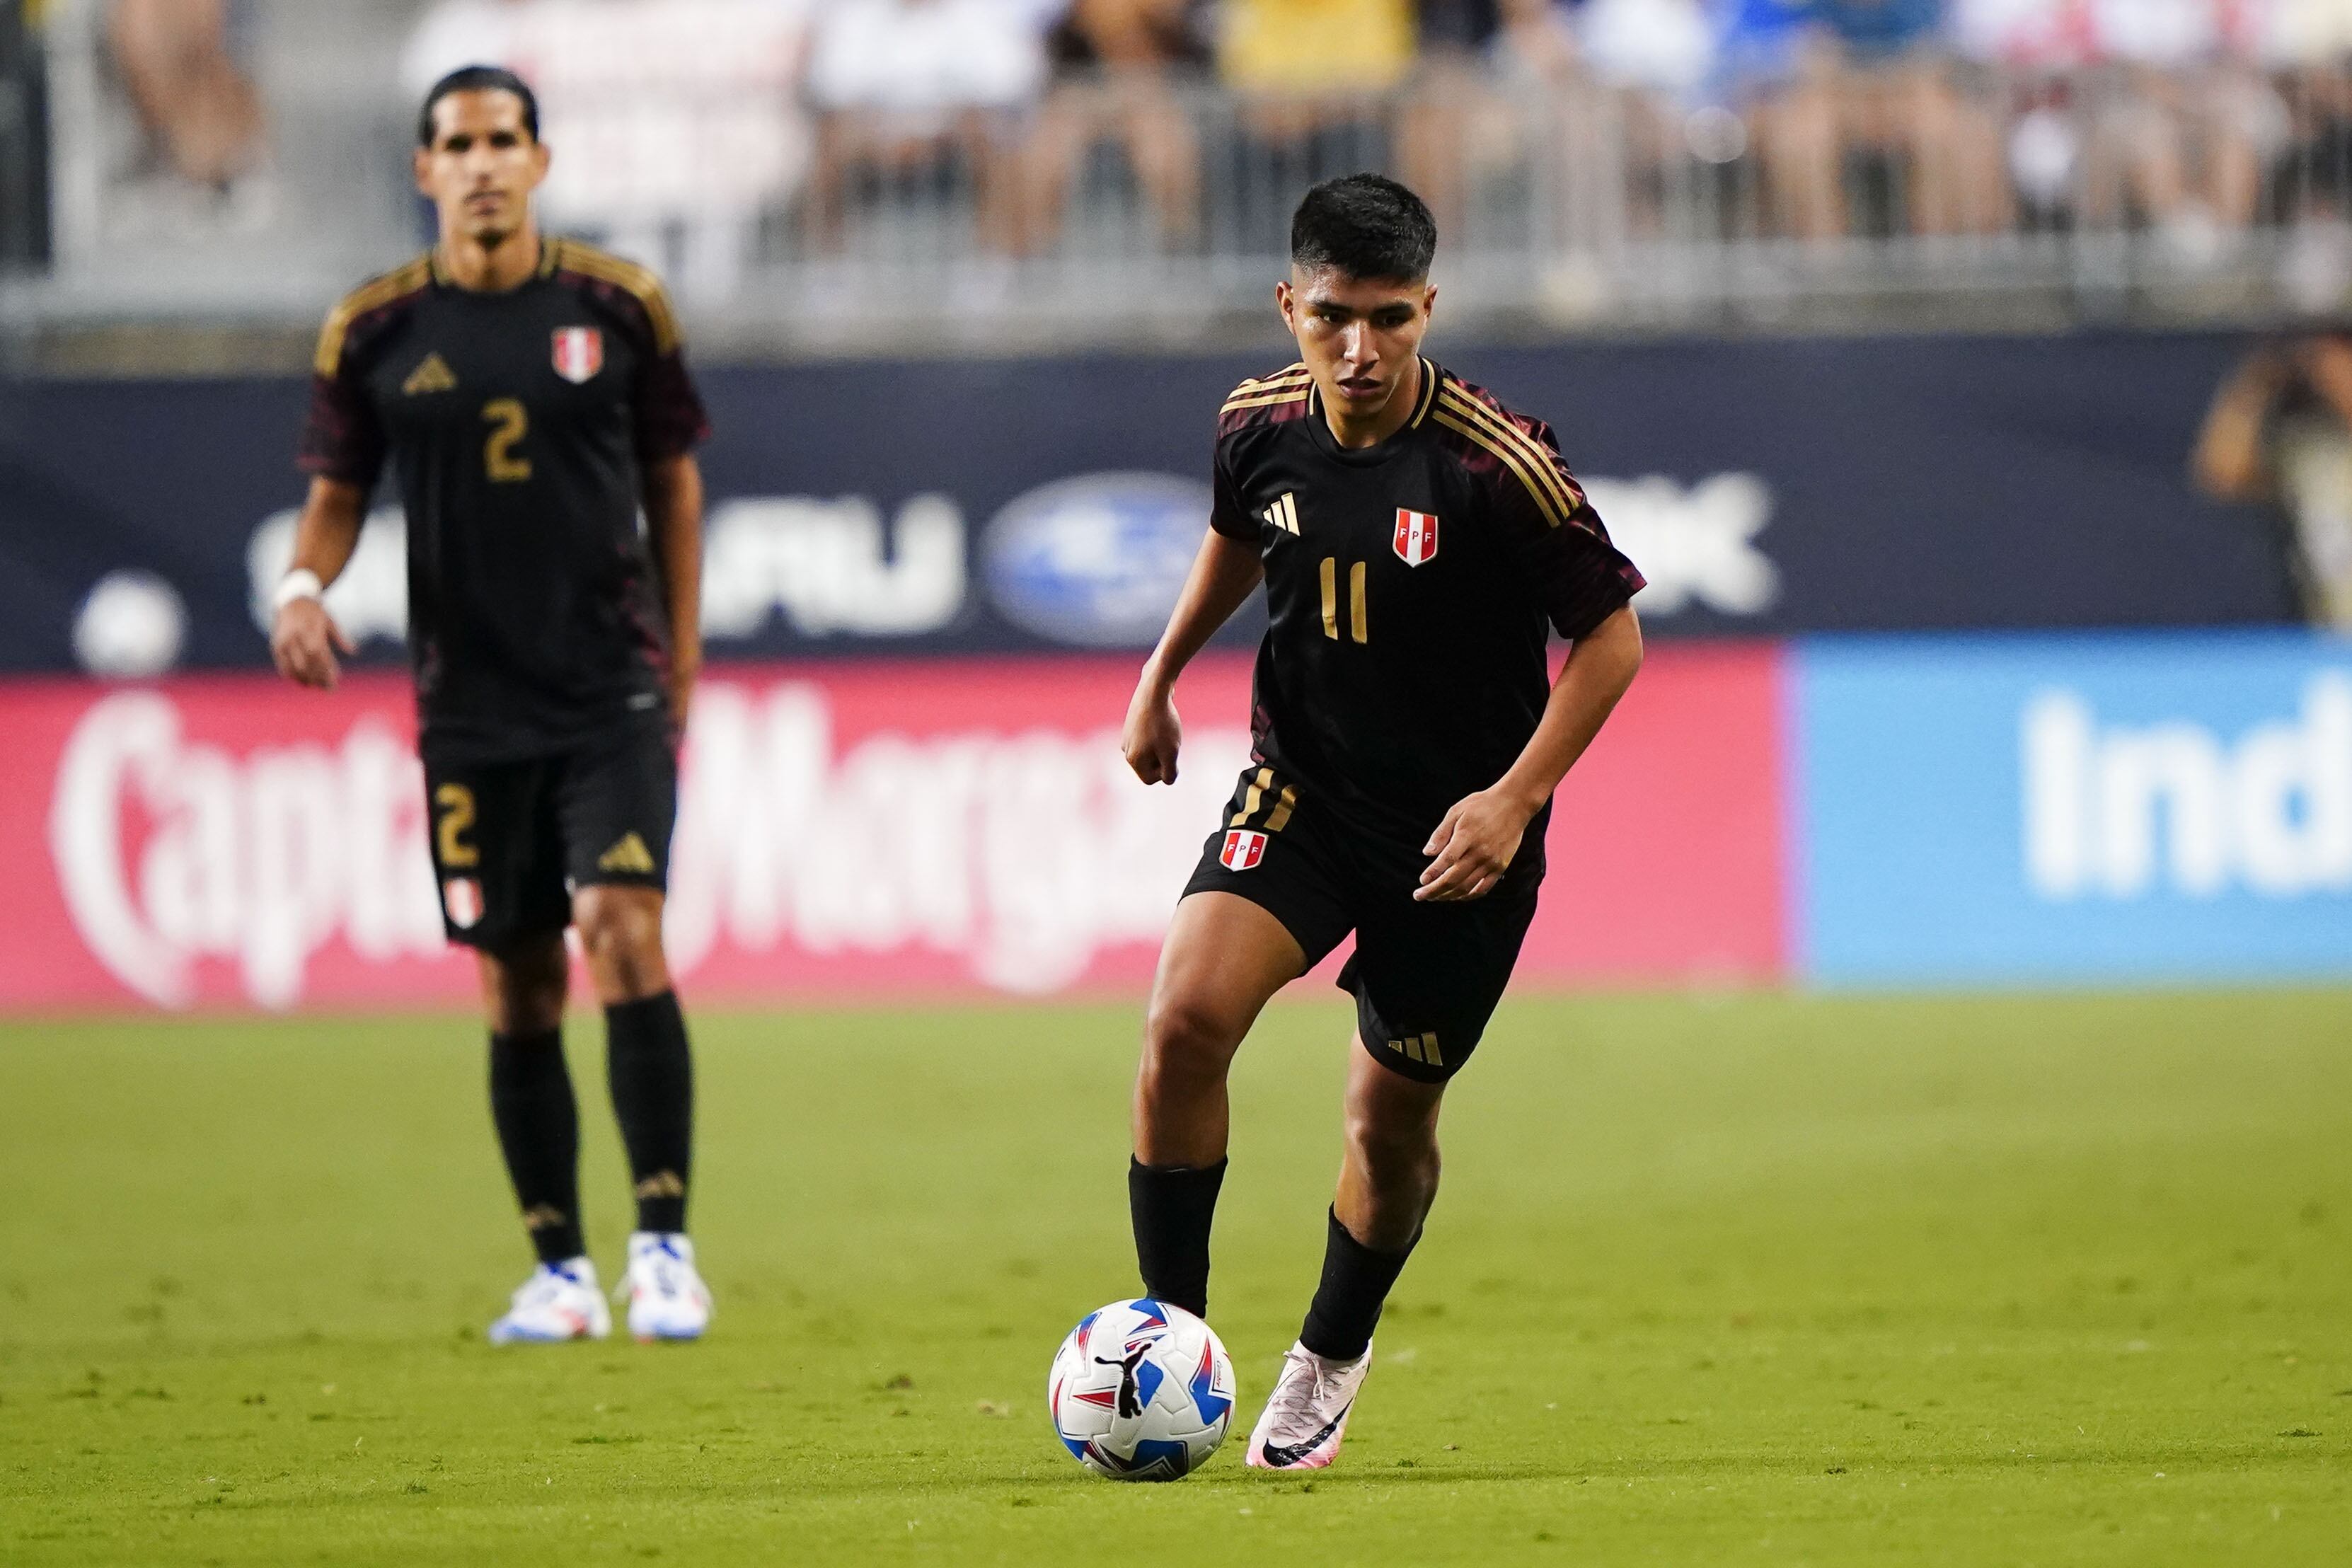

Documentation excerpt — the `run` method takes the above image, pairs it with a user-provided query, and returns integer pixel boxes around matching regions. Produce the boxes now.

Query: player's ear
[529,137,552,186]
[412,144,434,198]
[1275,279,1296,335]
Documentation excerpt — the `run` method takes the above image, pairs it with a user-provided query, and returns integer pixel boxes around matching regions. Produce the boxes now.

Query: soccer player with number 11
[1121,175,1647,1470]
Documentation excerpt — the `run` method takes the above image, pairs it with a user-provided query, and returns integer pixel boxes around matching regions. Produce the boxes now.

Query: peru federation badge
[551,326,604,384]
[1394,508,1440,567]
[1220,829,1269,872]
[442,878,484,930]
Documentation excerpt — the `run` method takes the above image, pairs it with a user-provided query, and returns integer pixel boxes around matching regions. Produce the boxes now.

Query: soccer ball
[1047,1298,1236,1481]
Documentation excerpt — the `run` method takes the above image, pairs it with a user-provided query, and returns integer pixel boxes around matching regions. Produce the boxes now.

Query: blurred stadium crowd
[13,0,2352,340]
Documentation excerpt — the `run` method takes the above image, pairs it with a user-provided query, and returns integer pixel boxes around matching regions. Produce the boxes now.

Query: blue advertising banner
[0,332,2302,679]
[1794,631,2352,986]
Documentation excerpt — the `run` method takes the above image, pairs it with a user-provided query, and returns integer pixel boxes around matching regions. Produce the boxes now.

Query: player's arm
[642,453,705,729]
[269,477,369,691]
[1419,604,1643,903]
[2193,345,2290,502]
[1123,528,1264,786]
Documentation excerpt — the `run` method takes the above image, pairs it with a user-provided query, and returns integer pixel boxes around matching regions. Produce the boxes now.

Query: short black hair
[417,65,541,149]
[1290,174,1437,283]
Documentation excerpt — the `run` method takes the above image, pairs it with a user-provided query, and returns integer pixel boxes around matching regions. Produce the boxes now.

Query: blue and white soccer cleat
[622,1232,713,1342]
[1245,1340,1371,1470]
[486,1258,611,1344]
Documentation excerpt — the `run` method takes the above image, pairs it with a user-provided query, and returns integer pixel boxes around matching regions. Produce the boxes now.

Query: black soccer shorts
[422,722,678,951]
[1180,766,1543,1085]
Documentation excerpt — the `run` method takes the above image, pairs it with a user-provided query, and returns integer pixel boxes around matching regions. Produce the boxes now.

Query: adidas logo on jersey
[1260,492,1301,536]
[403,353,458,396]
[598,833,657,875]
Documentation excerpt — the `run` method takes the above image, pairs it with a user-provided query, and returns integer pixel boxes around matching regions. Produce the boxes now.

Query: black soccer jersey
[299,238,710,762]
[1211,358,1644,850]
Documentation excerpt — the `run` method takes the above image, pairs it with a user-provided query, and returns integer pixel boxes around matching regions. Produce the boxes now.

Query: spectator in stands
[399,0,531,100]
[2196,333,2352,628]
[2076,0,2276,260]
[2261,1,2352,309]
[1216,0,1418,248]
[1751,0,2013,241]
[1394,0,1508,234]
[1945,0,2082,230]
[1017,0,1207,253]
[805,0,1054,254]
[1540,0,1726,244]
[108,0,265,202]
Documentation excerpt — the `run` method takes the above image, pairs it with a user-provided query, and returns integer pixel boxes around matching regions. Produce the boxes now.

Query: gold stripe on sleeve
[1432,401,1570,529]
[313,255,432,377]
[1437,387,1580,527]
[555,240,685,354]
[1439,386,1579,519]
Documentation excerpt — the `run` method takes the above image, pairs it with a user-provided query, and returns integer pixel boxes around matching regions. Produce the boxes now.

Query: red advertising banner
[0,649,1785,1013]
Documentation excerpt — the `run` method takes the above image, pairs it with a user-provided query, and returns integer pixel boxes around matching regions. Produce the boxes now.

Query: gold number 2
[483,398,531,483]
[434,784,480,869]
[1320,558,1368,645]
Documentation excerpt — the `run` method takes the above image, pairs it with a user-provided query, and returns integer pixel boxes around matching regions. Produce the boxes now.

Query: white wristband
[272,569,324,613]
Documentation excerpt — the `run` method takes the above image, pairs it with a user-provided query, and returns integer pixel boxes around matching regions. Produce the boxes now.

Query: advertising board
[0,646,1785,1013]
[1794,633,2352,986]
[0,333,2294,679]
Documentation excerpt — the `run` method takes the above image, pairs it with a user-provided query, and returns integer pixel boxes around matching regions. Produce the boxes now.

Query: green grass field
[3,990,2350,1564]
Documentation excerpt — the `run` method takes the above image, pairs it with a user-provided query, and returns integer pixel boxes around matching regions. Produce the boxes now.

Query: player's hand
[270,598,354,691]
[1122,677,1182,785]
[1417,787,1535,903]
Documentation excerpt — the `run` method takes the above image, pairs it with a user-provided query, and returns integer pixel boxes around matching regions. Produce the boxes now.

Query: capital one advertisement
[0,648,1788,1013]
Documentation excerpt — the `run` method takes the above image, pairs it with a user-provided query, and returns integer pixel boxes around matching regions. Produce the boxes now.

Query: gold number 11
[1320,558,1368,645]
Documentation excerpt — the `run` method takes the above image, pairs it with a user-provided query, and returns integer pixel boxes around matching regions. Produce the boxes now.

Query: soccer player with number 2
[1120,175,1647,1469]
[271,67,714,1344]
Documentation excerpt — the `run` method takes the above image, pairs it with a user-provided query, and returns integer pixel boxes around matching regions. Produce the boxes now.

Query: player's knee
[1141,993,1245,1088]
[1344,1107,1442,1204]
[572,889,669,999]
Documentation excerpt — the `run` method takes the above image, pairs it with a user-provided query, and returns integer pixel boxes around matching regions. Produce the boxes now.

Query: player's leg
[1310,1042,1444,1353]
[1129,891,1308,1320]
[1248,875,1540,1470]
[558,730,710,1342]
[430,757,612,1343]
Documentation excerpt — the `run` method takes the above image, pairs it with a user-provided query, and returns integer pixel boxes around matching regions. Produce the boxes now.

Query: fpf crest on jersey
[1394,508,1440,567]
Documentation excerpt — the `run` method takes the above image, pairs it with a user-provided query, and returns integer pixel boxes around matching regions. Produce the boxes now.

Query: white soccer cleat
[623,1232,713,1343]
[486,1258,611,1344]
[1246,1340,1372,1470]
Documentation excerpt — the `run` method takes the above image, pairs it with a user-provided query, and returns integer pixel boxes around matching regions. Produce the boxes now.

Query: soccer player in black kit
[270,68,713,1344]
[1120,175,1647,1468]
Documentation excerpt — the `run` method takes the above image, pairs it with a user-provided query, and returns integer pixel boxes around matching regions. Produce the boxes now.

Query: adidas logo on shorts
[598,833,656,875]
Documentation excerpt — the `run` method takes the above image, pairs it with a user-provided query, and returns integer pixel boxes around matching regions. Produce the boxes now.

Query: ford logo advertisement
[981,473,1223,648]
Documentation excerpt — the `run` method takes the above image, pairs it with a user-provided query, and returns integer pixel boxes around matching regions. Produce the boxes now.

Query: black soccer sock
[1298,1207,1420,1362]
[488,1027,585,1266]
[1129,1158,1227,1319]
[605,991,694,1235]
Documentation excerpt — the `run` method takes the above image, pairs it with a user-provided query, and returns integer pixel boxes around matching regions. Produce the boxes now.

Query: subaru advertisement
[0,333,2301,680]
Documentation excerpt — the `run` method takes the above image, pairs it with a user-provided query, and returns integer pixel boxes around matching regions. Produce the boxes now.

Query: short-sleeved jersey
[1211,358,1644,851]
[299,238,710,762]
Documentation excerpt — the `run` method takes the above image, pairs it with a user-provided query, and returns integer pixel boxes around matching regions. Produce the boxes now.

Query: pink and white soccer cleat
[486,1258,611,1344]
[1246,1340,1372,1470]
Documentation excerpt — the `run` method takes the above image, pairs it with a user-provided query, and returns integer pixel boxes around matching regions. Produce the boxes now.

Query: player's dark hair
[417,65,541,149]
[1290,175,1438,284]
